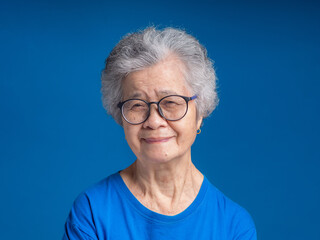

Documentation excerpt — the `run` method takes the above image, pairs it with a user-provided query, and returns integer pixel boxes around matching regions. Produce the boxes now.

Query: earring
[197,128,201,134]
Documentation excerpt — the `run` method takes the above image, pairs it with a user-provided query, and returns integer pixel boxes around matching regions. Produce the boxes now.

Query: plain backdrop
[1,0,319,239]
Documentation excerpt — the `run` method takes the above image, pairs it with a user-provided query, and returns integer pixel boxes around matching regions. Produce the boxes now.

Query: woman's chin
[138,152,174,165]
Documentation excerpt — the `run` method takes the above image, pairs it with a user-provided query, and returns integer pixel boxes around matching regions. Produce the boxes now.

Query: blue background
[1,0,319,239]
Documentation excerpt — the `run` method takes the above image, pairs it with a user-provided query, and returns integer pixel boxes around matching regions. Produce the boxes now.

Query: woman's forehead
[124,89,185,99]
[121,60,191,99]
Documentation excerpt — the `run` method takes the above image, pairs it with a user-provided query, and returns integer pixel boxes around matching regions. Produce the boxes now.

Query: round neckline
[114,171,208,223]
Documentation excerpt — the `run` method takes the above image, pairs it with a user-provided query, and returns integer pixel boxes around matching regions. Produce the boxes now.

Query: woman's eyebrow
[126,90,179,100]
[158,90,178,95]
[127,92,143,99]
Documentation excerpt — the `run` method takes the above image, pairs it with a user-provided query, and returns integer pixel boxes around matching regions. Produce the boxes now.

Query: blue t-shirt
[63,172,256,239]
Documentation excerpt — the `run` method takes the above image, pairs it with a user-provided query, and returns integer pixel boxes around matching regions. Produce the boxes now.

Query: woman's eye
[163,101,178,106]
[162,102,181,110]
[130,103,147,111]
[131,103,143,108]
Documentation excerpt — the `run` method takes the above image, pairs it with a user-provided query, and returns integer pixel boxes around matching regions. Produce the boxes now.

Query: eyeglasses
[118,95,197,125]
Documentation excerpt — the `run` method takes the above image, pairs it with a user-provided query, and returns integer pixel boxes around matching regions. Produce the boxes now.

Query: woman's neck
[120,157,203,215]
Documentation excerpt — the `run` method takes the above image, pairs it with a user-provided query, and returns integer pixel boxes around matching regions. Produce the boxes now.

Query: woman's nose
[142,104,167,129]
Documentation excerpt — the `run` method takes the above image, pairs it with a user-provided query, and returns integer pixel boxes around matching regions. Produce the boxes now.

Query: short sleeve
[62,193,98,240]
[234,227,257,240]
[63,221,97,240]
[232,206,257,240]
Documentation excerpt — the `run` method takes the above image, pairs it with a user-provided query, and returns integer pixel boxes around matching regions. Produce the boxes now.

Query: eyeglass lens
[122,95,188,124]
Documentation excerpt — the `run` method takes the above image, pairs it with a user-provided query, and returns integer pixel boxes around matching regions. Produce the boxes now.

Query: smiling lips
[142,137,173,143]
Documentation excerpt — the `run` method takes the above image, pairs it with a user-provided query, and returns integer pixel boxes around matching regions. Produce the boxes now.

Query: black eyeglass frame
[117,94,198,125]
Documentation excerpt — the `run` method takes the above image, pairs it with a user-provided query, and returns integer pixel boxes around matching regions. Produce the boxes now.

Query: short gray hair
[101,27,218,125]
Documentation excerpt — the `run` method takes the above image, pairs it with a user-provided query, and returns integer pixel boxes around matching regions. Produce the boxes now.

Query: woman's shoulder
[74,172,121,204]
[63,172,122,239]
[68,172,122,219]
[65,173,121,226]
[204,177,256,231]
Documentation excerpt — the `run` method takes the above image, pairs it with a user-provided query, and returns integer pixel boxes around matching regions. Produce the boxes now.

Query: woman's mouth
[142,137,172,144]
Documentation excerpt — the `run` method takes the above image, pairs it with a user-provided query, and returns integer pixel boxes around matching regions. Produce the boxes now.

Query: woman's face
[121,55,202,165]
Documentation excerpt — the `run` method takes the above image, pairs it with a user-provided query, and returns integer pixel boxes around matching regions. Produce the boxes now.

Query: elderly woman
[63,27,256,239]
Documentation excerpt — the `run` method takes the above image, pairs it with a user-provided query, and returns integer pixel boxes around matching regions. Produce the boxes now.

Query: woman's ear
[196,116,203,130]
